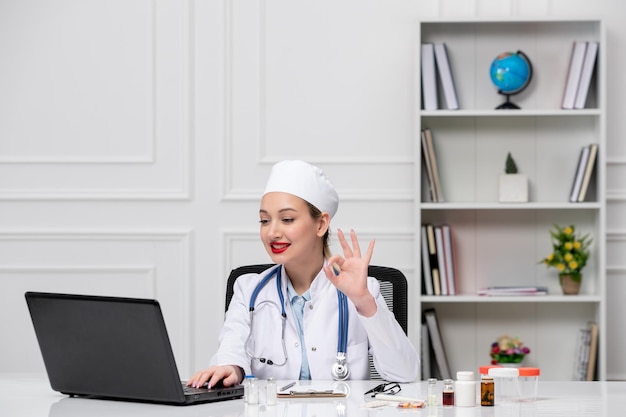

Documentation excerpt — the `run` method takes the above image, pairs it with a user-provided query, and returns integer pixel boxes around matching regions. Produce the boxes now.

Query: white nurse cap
[263,160,339,219]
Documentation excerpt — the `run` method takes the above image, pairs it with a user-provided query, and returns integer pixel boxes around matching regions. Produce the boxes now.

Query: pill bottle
[442,378,455,406]
[480,375,494,406]
[455,371,477,407]
[517,367,540,402]
[488,367,519,404]
[427,378,438,407]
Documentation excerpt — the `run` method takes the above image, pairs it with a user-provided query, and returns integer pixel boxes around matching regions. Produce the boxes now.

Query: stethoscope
[244,264,351,380]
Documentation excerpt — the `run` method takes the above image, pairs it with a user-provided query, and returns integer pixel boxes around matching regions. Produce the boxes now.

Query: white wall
[1,0,625,379]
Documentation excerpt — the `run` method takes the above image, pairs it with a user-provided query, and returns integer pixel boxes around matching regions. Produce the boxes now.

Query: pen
[280,382,296,392]
[375,393,426,403]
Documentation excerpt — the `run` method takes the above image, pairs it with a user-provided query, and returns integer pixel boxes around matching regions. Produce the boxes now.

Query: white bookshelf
[415,18,606,381]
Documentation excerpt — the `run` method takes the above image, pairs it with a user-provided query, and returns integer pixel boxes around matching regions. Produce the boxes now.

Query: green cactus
[505,152,518,174]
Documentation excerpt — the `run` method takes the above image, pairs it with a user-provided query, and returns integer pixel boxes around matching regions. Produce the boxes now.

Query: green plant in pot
[539,224,592,295]
[499,152,528,202]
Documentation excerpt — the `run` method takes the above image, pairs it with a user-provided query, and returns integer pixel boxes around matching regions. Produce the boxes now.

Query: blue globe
[489,51,533,109]
[490,51,531,94]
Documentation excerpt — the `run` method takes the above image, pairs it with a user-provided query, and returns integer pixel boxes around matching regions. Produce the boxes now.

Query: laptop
[25,291,243,405]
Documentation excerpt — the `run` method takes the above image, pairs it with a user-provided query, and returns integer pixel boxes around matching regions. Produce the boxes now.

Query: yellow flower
[557,263,566,271]
[569,261,579,270]
[574,241,581,249]
[564,242,573,251]
[547,253,554,261]
[564,227,573,235]
[564,253,573,262]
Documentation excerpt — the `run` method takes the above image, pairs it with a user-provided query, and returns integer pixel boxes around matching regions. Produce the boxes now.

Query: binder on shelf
[574,41,599,109]
[421,43,438,110]
[421,130,437,202]
[569,145,590,203]
[442,225,457,295]
[420,225,434,296]
[433,43,459,110]
[424,308,452,380]
[561,41,587,109]
[426,224,441,295]
[423,128,444,202]
[434,226,448,296]
[577,143,598,202]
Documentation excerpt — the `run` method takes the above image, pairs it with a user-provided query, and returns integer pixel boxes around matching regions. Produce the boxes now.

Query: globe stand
[496,93,521,110]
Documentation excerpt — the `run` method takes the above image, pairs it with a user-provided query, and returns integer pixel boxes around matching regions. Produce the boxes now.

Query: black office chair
[224,264,409,379]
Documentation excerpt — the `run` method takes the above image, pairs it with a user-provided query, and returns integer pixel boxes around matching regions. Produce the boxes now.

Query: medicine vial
[455,371,477,407]
[481,375,495,406]
[247,377,259,405]
[442,379,455,406]
[266,378,277,405]
[243,375,254,403]
[427,378,437,407]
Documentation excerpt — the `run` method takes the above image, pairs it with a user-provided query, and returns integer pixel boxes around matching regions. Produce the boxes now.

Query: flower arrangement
[490,335,530,364]
[539,224,592,282]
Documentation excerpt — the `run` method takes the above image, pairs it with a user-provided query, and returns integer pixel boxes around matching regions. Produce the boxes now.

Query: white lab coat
[210,265,419,382]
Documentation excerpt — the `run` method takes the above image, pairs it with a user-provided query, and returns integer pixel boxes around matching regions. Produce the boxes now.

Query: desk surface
[2,375,626,417]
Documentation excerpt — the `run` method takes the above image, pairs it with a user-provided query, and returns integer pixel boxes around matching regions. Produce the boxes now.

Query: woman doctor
[188,160,419,389]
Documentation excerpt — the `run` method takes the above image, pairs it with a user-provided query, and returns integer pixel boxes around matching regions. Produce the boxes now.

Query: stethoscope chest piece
[331,352,350,381]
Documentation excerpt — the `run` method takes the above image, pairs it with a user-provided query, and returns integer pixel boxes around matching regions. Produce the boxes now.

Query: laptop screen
[26,292,187,403]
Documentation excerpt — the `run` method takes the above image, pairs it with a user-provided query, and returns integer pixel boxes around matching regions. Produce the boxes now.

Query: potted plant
[490,335,530,365]
[498,152,528,202]
[539,224,592,295]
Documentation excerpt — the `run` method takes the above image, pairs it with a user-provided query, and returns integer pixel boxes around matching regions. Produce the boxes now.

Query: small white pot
[499,174,528,203]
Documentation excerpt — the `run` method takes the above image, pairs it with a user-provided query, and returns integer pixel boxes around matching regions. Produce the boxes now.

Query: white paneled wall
[1,0,625,379]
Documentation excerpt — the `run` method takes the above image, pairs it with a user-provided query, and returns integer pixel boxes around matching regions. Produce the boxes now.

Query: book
[477,286,548,296]
[421,130,437,202]
[442,225,457,295]
[433,43,459,110]
[569,145,590,202]
[420,225,434,296]
[586,321,599,381]
[424,308,452,380]
[574,42,599,109]
[426,224,441,295]
[434,226,448,295]
[573,327,590,380]
[423,128,444,202]
[421,319,432,380]
[578,143,598,202]
[421,43,438,110]
[561,41,587,109]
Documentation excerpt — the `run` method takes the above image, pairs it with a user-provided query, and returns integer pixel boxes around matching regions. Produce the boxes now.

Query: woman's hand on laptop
[187,365,243,389]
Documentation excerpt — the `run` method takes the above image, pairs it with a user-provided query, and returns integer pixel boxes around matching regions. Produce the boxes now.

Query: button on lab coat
[210,265,419,382]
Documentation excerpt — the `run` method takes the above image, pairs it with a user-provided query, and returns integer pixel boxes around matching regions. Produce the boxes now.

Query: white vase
[499,174,529,202]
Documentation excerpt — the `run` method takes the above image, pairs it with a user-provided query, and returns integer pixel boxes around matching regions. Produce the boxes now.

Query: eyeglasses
[364,382,401,397]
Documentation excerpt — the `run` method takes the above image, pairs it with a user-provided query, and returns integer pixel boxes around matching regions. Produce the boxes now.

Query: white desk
[2,375,626,416]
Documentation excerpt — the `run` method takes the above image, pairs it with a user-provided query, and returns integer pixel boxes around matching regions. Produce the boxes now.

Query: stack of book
[569,143,599,202]
[421,42,460,110]
[562,41,599,109]
[421,128,444,203]
[421,223,456,296]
